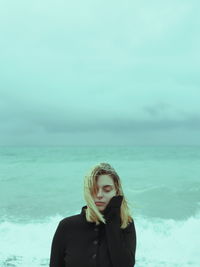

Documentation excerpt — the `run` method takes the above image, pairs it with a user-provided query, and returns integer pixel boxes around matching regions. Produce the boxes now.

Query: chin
[97,206,105,211]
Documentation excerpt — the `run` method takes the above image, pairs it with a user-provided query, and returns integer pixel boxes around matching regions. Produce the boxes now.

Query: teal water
[0,146,200,266]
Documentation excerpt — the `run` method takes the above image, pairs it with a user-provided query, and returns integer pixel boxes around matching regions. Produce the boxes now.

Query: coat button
[92,254,96,259]
[94,227,99,231]
[93,240,98,245]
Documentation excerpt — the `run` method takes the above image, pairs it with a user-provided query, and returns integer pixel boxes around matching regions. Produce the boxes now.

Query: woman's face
[92,174,117,212]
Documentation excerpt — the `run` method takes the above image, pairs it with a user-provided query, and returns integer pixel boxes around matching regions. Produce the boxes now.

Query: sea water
[0,146,200,267]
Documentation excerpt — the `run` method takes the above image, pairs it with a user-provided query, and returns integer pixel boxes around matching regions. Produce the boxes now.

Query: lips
[95,202,105,206]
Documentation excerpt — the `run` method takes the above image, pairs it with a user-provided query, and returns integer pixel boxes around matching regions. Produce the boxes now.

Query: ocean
[0,146,200,267]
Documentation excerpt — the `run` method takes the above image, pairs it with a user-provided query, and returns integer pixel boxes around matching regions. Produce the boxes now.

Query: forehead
[96,174,114,186]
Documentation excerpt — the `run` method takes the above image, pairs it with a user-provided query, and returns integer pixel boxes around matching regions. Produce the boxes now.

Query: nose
[96,189,103,198]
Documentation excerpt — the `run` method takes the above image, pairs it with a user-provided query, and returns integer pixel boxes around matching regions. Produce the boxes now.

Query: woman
[49,162,137,267]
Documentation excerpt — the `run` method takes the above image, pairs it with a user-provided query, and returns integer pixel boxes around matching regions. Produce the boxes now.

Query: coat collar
[80,205,87,218]
[80,205,91,224]
[80,205,104,226]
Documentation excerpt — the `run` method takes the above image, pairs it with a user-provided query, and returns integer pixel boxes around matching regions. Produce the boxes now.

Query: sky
[0,0,200,146]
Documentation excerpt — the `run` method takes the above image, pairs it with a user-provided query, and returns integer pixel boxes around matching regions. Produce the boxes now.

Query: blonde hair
[83,162,134,229]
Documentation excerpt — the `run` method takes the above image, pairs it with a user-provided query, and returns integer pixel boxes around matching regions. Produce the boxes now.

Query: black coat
[49,205,136,267]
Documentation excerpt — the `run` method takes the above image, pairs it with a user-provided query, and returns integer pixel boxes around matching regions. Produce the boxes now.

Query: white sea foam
[136,210,200,267]
[1,211,200,267]
[0,214,63,267]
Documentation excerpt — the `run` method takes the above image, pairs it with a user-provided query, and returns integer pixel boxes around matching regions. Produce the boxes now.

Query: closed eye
[104,189,111,192]
[93,185,114,194]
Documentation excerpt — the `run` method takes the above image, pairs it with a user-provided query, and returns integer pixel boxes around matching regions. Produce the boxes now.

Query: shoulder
[57,214,83,229]
[122,218,136,233]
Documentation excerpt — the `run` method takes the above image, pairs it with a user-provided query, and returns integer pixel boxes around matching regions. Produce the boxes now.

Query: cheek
[106,190,116,200]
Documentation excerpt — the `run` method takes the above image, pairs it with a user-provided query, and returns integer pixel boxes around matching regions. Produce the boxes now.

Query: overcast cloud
[0,0,200,145]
